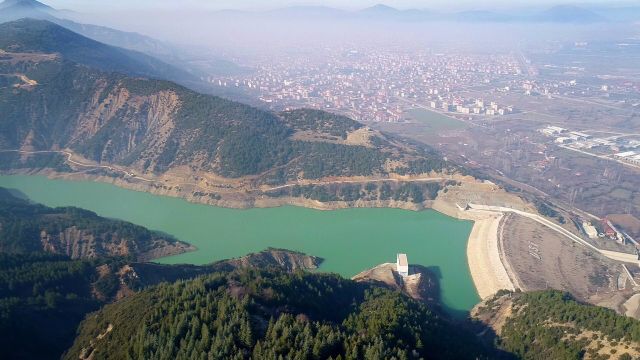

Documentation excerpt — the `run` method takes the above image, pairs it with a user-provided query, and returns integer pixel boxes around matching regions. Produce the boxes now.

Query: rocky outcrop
[471,291,514,336]
[38,226,193,261]
[0,187,194,261]
[217,248,323,272]
[108,249,322,299]
[352,262,440,306]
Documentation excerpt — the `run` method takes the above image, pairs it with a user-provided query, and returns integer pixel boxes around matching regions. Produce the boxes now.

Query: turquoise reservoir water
[0,175,479,313]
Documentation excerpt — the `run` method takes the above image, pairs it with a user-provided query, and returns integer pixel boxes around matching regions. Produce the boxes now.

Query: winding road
[2,149,457,193]
[0,149,154,182]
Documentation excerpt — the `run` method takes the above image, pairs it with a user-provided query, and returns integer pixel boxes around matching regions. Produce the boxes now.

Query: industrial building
[615,151,640,166]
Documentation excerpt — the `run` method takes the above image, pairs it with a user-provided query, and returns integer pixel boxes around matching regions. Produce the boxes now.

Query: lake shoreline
[0,170,512,304]
[2,168,470,211]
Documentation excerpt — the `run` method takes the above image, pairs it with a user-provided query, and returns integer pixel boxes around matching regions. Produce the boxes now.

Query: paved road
[558,144,640,171]
[468,203,639,264]
[551,93,634,113]
[0,149,154,182]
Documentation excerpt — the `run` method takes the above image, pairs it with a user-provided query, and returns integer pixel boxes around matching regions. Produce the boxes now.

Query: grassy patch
[404,108,467,132]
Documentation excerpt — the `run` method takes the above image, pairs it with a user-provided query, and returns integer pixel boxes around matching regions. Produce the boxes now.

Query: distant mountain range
[0,0,199,80]
[215,3,618,23]
[0,0,153,49]
[0,0,630,27]
[0,19,196,83]
[0,0,248,85]
[0,0,52,13]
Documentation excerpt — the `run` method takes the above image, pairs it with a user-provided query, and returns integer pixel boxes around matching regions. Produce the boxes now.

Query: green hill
[474,290,640,360]
[0,247,320,360]
[0,18,194,81]
[65,267,489,360]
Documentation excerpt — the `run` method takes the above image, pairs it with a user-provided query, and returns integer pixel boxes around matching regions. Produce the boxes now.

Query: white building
[582,222,599,239]
[613,151,640,165]
[615,151,636,159]
[555,137,572,144]
[569,131,592,140]
[539,126,567,136]
[396,253,409,277]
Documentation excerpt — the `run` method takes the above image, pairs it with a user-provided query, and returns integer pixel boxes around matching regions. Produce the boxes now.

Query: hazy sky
[44,0,634,12]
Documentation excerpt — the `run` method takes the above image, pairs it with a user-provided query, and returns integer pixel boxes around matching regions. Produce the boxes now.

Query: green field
[405,108,467,131]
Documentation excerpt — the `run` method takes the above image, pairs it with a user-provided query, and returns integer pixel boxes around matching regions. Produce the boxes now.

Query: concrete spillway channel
[623,264,640,288]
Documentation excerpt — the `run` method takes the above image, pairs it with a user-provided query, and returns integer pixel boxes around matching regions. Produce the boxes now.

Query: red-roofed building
[603,218,617,239]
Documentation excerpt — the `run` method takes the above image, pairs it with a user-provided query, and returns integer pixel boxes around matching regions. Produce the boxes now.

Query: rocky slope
[0,187,192,260]
[213,248,322,272]
[0,19,457,207]
[352,262,440,307]
[110,248,322,299]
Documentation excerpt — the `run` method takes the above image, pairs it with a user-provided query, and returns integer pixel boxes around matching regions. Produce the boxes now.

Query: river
[0,175,479,313]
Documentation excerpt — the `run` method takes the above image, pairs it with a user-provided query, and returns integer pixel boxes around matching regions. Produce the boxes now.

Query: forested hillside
[66,268,489,360]
[0,253,113,359]
[0,187,191,260]
[0,211,322,360]
[0,19,454,189]
[475,290,640,360]
[0,217,322,360]
[0,18,193,81]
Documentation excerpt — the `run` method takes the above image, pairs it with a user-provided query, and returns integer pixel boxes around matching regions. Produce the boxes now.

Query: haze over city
[1,0,640,358]
[41,0,640,11]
